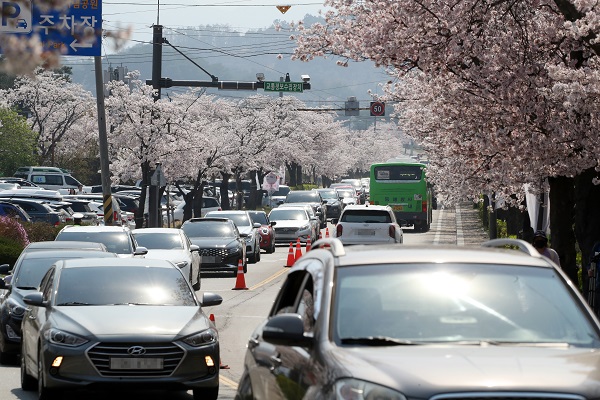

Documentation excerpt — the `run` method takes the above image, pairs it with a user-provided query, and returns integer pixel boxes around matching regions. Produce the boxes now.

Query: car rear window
[56,231,133,254]
[286,192,320,202]
[133,232,184,250]
[249,212,268,225]
[182,221,235,237]
[341,210,392,223]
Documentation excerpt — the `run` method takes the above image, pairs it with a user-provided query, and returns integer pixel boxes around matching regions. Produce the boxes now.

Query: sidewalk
[455,202,489,246]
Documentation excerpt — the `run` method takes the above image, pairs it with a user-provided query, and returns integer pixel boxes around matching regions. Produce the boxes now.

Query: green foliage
[22,222,63,243]
[0,107,37,176]
[0,236,22,267]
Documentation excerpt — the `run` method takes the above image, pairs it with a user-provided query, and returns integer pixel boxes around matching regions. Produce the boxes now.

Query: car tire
[193,385,219,400]
[267,240,276,254]
[255,246,261,262]
[20,348,36,391]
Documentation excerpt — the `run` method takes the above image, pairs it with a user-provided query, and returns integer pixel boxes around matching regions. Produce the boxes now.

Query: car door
[245,263,318,399]
[22,266,55,378]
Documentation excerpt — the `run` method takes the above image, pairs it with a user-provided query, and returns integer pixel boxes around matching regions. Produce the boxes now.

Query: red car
[248,210,276,253]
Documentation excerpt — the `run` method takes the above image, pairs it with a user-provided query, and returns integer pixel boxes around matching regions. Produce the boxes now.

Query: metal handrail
[481,238,542,258]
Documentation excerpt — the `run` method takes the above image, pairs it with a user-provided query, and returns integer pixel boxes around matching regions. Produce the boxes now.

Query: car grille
[275,227,297,234]
[430,394,585,400]
[198,248,229,257]
[87,342,184,377]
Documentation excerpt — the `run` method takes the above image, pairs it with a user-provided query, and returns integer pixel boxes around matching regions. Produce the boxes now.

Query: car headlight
[333,378,406,400]
[174,261,188,269]
[44,328,88,347]
[182,328,218,347]
[260,228,269,234]
[226,246,242,255]
[300,224,310,231]
[6,298,26,317]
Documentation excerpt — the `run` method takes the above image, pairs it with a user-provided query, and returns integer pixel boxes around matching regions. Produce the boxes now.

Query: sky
[101,0,328,51]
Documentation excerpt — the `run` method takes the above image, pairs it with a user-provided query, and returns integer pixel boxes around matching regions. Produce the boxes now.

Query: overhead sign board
[0,0,102,56]
[263,81,304,93]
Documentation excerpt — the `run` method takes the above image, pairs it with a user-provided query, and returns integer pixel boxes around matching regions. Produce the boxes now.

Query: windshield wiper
[340,336,420,346]
[15,286,38,290]
[440,340,571,348]
[56,302,94,306]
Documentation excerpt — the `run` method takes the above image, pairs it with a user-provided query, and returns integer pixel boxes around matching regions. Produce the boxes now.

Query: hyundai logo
[127,346,146,356]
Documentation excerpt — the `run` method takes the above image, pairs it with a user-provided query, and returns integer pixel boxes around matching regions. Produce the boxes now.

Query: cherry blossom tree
[0,68,96,166]
[292,0,600,284]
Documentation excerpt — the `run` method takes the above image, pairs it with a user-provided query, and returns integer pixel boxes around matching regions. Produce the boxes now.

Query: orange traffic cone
[285,242,295,267]
[208,314,230,369]
[232,259,248,290]
[295,238,303,260]
[306,237,312,252]
[325,227,330,238]
[319,231,323,240]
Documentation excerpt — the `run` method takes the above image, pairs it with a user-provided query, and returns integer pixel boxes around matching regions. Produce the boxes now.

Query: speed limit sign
[370,101,385,116]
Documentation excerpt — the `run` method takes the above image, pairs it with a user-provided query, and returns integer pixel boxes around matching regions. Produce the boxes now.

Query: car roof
[185,217,231,223]
[342,204,391,211]
[23,250,117,259]
[59,257,174,269]
[206,210,247,214]
[132,228,181,234]
[58,225,131,233]
[308,240,553,269]
[25,241,108,250]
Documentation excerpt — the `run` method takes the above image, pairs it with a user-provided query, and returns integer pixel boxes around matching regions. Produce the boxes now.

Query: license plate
[392,205,404,211]
[110,357,163,370]
[203,256,217,263]
[357,230,376,236]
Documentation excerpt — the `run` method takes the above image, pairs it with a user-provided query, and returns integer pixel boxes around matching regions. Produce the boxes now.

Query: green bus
[369,161,433,232]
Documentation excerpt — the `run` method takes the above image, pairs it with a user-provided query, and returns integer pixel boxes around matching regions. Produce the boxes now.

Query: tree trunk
[220,172,231,210]
[135,161,150,229]
[574,167,600,300]
[296,164,303,187]
[548,176,577,284]
[248,170,258,210]
[286,162,297,187]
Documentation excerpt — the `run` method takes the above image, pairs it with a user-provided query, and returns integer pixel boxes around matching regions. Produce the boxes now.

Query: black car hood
[329,345,600,396]
[189,237,241,248]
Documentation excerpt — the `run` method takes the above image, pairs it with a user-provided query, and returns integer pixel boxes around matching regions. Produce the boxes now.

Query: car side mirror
[134,246,148,256]
[331,218,339,225]
[253,223,261,229]
[23,292,47,307]
[0,264,11,275]
[201,292,223,307]
[240,233,249,238]
[270,221,277,226]
[263,313,313,347]
[190,244,199,252]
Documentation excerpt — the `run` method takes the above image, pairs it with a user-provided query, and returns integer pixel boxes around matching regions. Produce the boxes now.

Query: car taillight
[336,224,343,237]
[422,201,427,213]
[114,211,118,222]
[389,225,395,239]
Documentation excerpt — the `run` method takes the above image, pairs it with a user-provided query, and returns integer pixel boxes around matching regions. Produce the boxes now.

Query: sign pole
[94,55,114,225]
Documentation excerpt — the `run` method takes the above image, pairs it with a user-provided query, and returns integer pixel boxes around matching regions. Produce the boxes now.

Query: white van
[13,166,83,193]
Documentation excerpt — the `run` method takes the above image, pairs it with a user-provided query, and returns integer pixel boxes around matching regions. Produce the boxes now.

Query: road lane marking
[220,374,239,389]
[433,208,444,245]
[456,205,464,246]
[248,267,289,291]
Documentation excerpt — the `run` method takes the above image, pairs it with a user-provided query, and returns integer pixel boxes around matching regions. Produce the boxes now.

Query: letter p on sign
[1,0,32,33]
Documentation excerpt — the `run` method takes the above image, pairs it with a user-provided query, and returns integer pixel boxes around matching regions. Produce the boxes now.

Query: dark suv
[284,190,327,228]
[181,217,247,276]
[0,198,63,225]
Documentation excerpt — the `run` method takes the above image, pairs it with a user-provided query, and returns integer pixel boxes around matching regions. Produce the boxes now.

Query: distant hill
[67,16,391,121]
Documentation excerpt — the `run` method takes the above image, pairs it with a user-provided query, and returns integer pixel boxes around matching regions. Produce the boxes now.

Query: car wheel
[21,348,36,391]
[268,240,276,254]
[191,266,201,291]
[193,385,219,400]
[255,246,261,262]
[38,348,61,400]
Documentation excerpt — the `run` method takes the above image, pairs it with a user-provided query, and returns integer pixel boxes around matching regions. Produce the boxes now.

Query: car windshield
[133,232,184,250]
[13,254,111,288]
[269,209,308,221]
[54,266,196,306]
[338,190,355,198]
[182,221,235,237]
[286,192,319,203]
[208,213,250,227]
[341,210,392,223]
[270,187,290,197]
[56,232,133,254]
[334,263,599,346]
[317,190,337,199]
[249,212,268,225]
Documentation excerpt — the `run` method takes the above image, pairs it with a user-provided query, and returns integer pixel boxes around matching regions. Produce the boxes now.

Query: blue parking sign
[0,0,101,56]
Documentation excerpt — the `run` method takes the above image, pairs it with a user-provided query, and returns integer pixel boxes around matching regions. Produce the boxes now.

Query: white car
[332,204,403,245]
[162,196,221,226]
[131,228,202,290]
[54,225,148,257]
[269,206,318,245]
